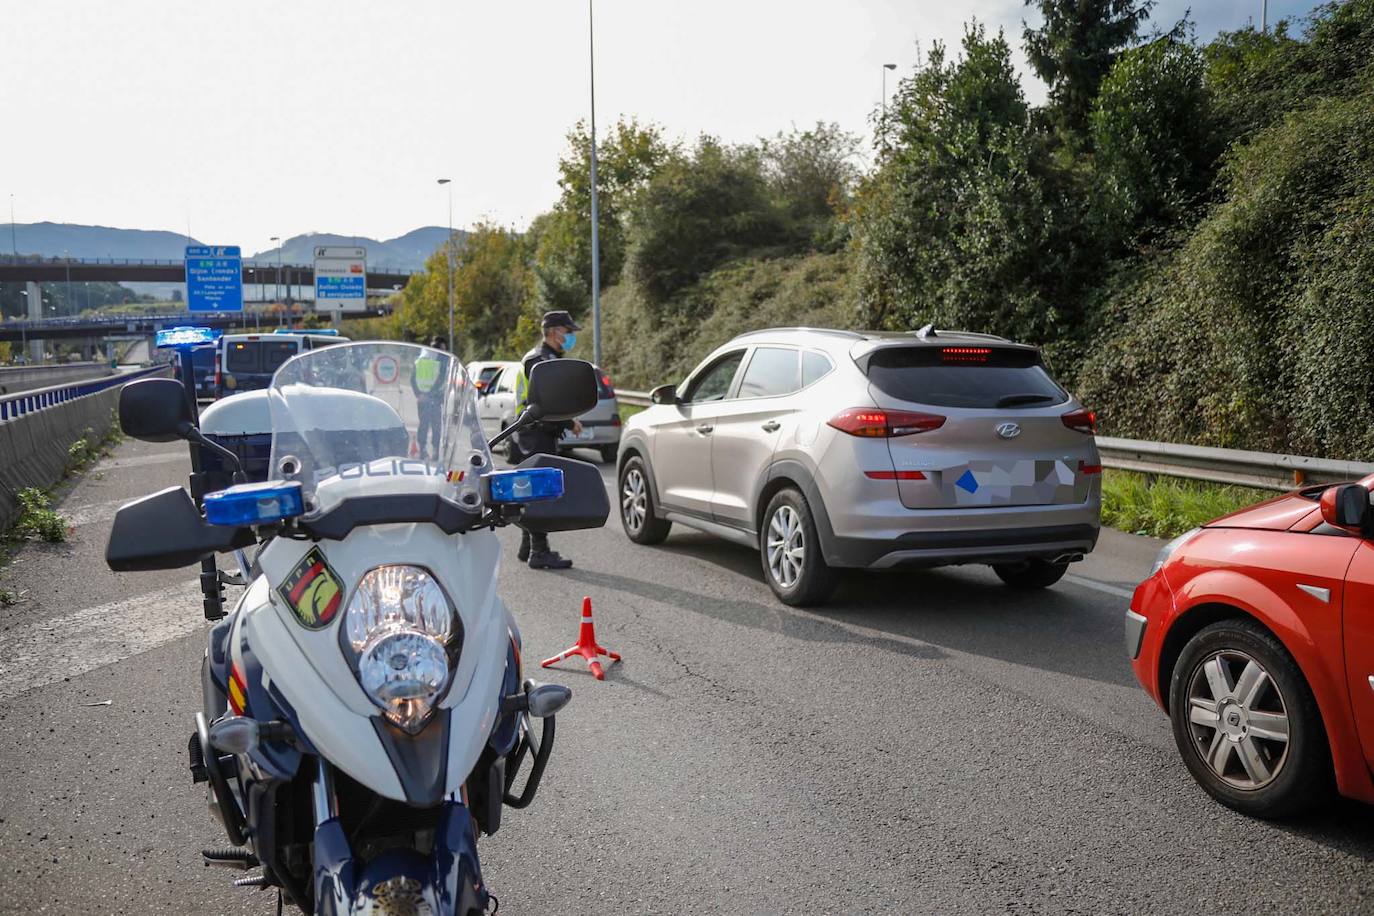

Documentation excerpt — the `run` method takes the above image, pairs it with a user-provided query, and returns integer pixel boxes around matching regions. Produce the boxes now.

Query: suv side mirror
[1320,483,1370,534]
[119,378,193,442]
[526,359,597,421]
[649,383,678,406]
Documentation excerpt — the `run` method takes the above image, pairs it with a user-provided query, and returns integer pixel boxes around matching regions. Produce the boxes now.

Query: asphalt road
[0,436,1370,914]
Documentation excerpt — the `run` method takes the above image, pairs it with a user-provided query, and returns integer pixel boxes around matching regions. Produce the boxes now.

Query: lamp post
[270,236,282,329]
[587,0,602,367]
[63,249,73,318]
[881,63,897,121]
[437,178,454,351]
[8,194,15,256]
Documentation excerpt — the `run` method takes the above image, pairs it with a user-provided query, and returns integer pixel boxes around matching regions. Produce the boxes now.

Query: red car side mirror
[1319,484,1370,534]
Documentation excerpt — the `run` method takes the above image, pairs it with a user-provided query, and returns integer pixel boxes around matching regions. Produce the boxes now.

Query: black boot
[526,533,571,569]
[517,530,531,563]
[528,549,573,570]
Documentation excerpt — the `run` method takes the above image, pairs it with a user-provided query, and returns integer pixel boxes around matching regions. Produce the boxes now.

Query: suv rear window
[864,346,1067,409]
[225,340,299,374]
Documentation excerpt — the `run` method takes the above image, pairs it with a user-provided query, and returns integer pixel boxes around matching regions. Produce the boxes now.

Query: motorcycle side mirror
[649,383,679,406]
[119,377,193,442]
[525,359,598,421]
[1320,483,1371,535]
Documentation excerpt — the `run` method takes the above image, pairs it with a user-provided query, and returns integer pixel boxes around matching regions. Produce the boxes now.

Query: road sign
[314,246,367,313]
[185,246,243,313]
[372,355,399,385]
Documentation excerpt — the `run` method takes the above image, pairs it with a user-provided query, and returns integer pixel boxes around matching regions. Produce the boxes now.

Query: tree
[624,137,786,306]
[397,223,533,360]
[850,23,1086,356]
[533,118,673,316]
[1023,0,1154,140]
[759,122,861,250]
[1090,33,1217,246]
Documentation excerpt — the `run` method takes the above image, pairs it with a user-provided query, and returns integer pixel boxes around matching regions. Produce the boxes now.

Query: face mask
[561,332,577,352]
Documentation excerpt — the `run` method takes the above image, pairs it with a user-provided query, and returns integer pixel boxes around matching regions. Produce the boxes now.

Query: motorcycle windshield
[266,341,491,512]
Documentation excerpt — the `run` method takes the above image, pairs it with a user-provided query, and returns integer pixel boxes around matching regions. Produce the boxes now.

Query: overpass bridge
[0,254,419,290]
[0,306,392,343]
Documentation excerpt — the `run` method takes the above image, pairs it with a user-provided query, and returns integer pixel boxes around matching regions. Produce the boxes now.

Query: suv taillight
[214,353,221,391]
[828,407,945,438]
[1062,408,1096,435]
[601,373,615,398]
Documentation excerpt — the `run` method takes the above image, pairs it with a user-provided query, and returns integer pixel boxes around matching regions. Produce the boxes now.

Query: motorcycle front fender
[314,801,488,916]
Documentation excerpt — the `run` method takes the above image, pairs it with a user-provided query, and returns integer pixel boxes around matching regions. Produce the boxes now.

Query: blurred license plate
[566,428,595,441]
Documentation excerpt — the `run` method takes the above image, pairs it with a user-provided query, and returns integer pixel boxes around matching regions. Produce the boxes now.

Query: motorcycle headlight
[343,565,462,733]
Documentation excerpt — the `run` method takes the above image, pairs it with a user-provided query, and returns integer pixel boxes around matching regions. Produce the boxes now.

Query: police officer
[515,311,582,569]
[411,336,446,460]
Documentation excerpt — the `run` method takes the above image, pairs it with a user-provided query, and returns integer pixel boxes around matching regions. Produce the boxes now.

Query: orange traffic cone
[408,433,419,458]
[541,596,621,680]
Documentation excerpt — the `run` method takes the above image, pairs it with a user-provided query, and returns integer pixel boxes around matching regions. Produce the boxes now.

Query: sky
[0,0,1325,256]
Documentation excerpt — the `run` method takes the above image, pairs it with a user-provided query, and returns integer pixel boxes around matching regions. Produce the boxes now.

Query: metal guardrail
[615,390,1372,491]
[0,363,167,422]
[1095,437,1374,491]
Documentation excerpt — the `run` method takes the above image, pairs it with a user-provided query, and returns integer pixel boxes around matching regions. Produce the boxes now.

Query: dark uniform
[515,311,581,569]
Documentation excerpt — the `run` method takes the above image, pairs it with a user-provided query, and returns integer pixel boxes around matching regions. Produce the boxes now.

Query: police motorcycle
[105,334,608,914]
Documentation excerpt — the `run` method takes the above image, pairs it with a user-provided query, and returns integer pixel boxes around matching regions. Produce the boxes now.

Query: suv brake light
[828,407,945,438]
[1062,408,1096,435]
[214,353,221,391]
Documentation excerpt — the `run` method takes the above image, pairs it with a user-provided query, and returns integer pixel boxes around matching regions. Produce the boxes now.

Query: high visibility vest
[515,364,529,408]
[414,354,441,392]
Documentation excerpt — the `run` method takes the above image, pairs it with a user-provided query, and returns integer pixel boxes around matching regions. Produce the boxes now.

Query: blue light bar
[204,481,305,527]
[483,467,564,504]
[274,327,339,335]
[156,326,221,351]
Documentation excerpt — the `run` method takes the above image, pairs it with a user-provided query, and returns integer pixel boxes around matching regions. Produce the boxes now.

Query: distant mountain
[0,222,464,272]
[0,222,202,260]
[248,227,463,272]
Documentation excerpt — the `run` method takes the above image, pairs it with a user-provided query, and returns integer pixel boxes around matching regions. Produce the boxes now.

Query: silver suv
[617,327,1102,605]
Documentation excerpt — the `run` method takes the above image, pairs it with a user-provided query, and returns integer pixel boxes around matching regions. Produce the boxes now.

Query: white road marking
[1063,574,1136,600]
[0,580,221,702]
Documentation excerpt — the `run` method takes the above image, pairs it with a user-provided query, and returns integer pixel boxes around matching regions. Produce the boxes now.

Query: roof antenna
[914,323,936,339]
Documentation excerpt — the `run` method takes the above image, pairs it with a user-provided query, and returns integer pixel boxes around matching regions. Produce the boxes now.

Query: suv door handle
[697,424,714,434]
[760,421,781,432]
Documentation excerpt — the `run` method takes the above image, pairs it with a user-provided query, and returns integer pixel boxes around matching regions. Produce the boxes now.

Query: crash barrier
[0,364,170,533]
[616,390,1374,491]
[0,361,111,396]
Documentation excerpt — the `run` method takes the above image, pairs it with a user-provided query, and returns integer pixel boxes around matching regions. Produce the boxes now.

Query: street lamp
[270,236,282,330]
[881,63,897,120]
[437,178,454,351]
[587,0,602,367]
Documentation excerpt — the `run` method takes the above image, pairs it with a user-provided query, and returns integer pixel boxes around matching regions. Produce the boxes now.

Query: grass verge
[1101,469,1275,539]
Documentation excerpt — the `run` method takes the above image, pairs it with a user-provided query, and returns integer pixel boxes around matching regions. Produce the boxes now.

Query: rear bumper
[829,522,1099,569]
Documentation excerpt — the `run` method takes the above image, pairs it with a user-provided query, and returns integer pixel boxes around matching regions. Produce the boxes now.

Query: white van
[215,329,349,398]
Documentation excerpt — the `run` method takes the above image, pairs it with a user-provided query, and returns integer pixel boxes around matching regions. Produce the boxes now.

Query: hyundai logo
[996,422,1021,439]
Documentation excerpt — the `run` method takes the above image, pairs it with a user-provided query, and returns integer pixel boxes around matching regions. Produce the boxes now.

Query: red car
[1127,477,1374,817]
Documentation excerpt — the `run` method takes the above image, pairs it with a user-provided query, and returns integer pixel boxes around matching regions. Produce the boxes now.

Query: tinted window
[476,366,502,387]
[261,341,299,373]
[685,351,745,403]
[224,340,300,374]
[802,351,833,387]
[738,347,800,398]
[225,341,259,373]
[864,346,1067,409]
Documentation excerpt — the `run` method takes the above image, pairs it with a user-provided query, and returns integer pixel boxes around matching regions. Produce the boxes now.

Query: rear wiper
[995,393,1057,408]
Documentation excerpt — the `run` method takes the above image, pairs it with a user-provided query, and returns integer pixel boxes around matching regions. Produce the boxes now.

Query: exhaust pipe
[1053,552,1085,565]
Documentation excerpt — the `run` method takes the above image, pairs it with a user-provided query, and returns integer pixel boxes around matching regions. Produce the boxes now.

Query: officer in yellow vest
[514,311,582,569]
[411,336,446,460]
